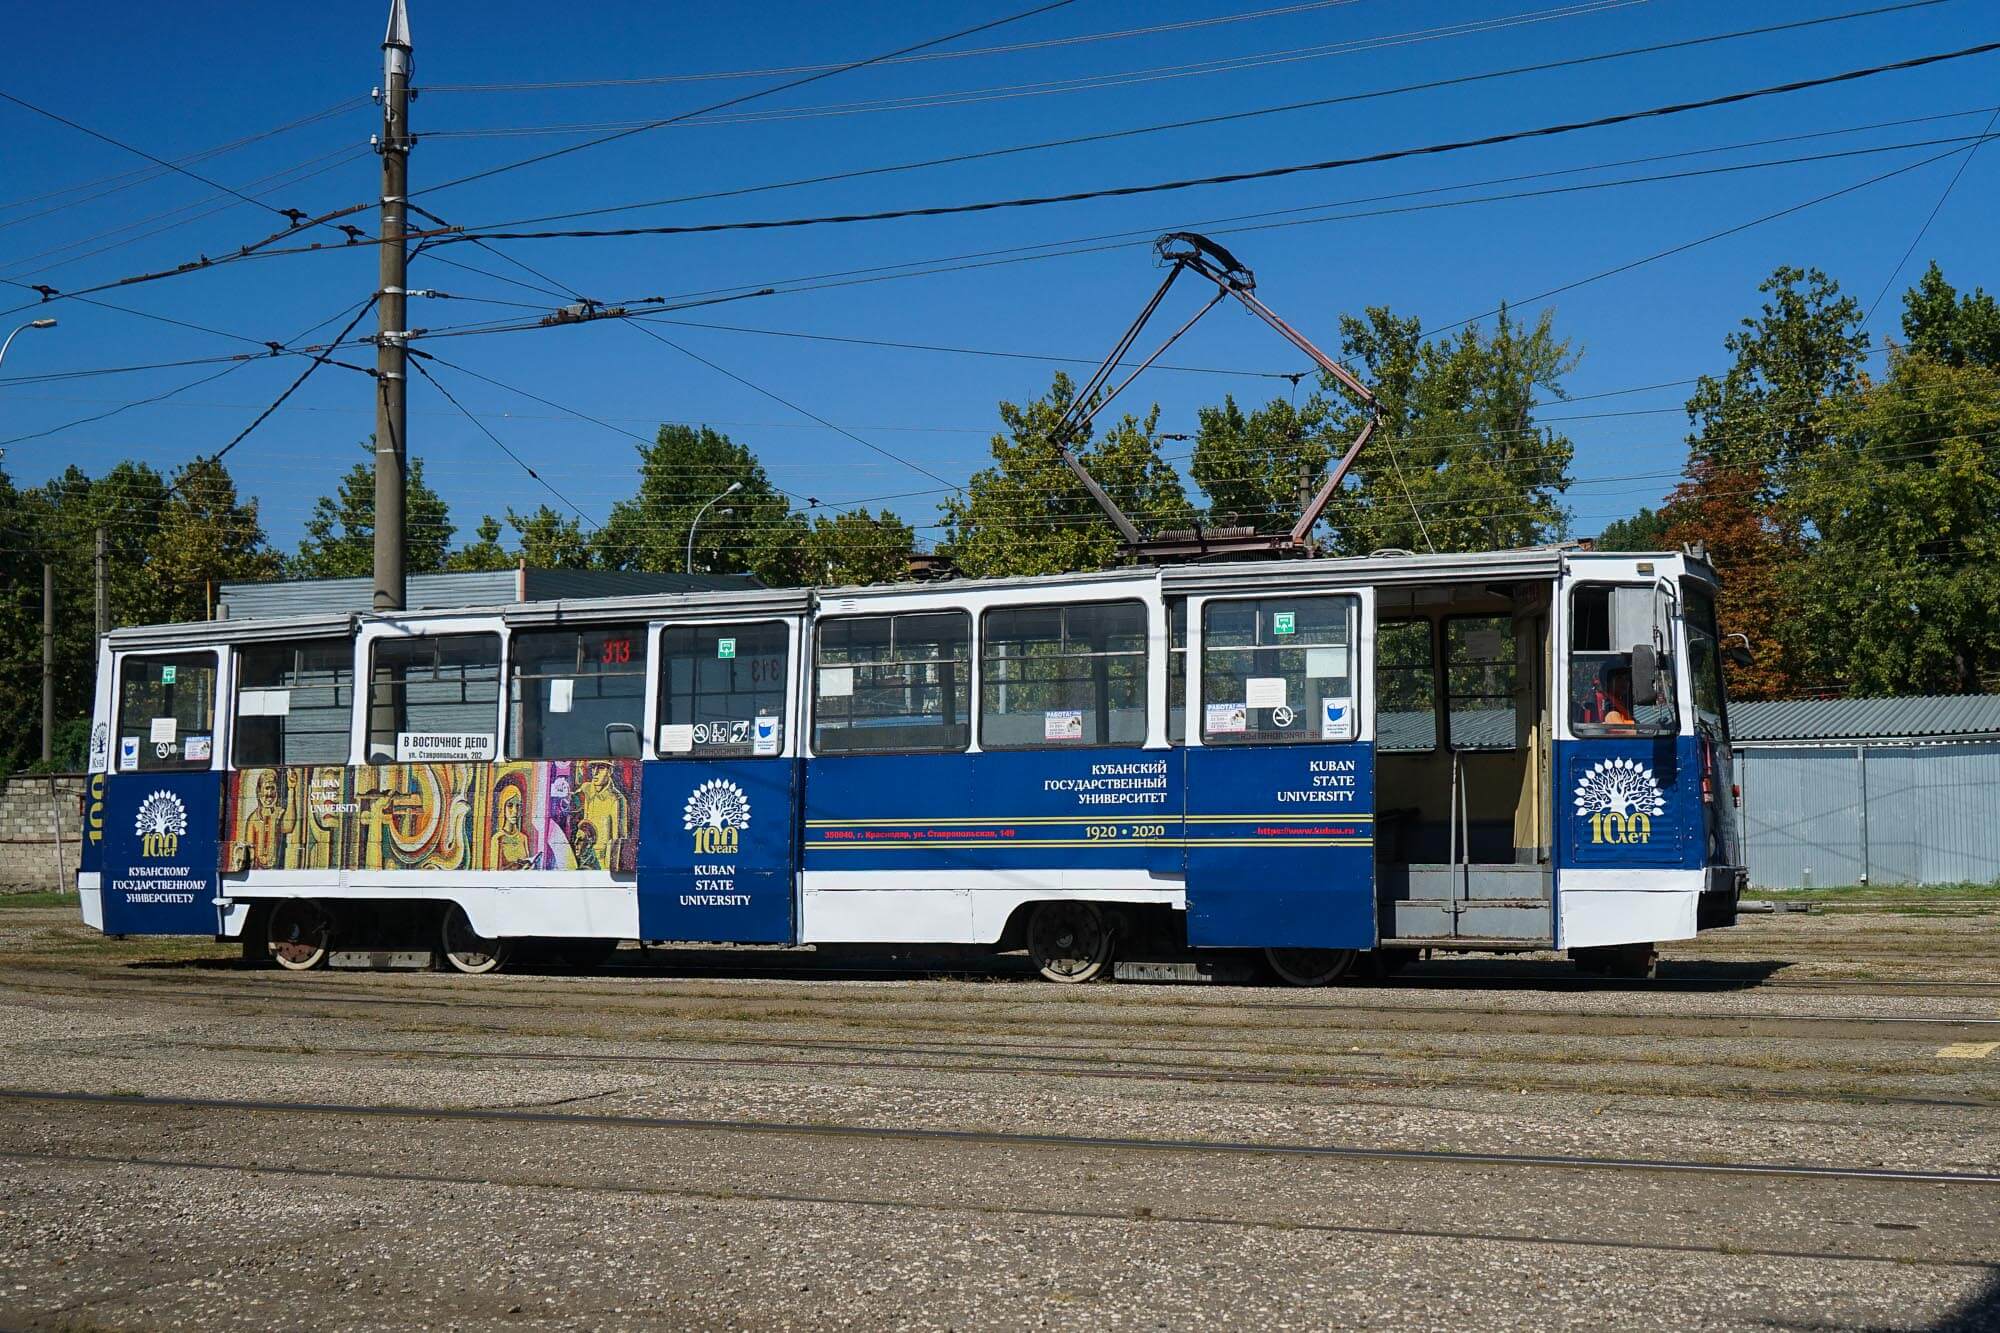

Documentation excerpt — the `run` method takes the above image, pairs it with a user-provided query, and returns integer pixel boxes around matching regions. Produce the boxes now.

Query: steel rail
[7,1089,1998,1186]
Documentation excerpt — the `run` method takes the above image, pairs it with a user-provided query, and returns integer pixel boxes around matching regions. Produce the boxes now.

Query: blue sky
[1,0,1994,556]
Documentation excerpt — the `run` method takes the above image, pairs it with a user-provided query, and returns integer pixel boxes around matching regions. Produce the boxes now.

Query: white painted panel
[79,886,102,931]
[225,881,640,941]
[803,888,973,943]
[1557,884,1699,948]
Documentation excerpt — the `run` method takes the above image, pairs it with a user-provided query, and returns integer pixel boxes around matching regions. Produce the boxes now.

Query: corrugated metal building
[1730,695,2000,889]
[217,568,758,620]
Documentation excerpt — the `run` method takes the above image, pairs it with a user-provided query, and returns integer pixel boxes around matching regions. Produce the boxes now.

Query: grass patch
[0,891,80,910]
[1755,881,2000,904]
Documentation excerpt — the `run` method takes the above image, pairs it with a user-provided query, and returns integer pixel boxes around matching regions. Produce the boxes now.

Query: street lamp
[687,480,742,573]
[0,317,57,372]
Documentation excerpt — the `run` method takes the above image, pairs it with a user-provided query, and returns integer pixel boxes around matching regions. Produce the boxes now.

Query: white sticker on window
[818,666,854,698]
[238,688,292,717]
[119,736,140,771]
[1044,709,1084,741]
[1244,676,1287,709]
[547,678,575,714]
[184,735,212,763]
[395,733,493,762]
[149,717,177,744]
[659,724,695,754]
[1321,696,1354,740]
[753,716,781,756]
[1205,702,1247,735]
[1306,647,1348,679]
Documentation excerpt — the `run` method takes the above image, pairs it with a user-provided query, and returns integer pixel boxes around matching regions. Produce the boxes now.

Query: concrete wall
[0,774,83,893]
[1735,741,2000,889]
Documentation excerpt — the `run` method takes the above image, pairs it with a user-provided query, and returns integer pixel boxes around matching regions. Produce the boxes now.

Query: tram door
[636,616,803,944]
[1182,590,1378,950]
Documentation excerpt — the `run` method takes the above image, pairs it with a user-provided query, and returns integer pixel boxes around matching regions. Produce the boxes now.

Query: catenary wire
[1861,104,2000,324]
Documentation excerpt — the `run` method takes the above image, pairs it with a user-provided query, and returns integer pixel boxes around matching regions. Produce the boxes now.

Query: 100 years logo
[684,779,751,855]
[1573,758,1665,846]
[135,789,189,858]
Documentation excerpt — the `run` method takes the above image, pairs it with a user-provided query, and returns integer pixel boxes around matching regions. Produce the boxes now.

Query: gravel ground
[1,900,1998,1330]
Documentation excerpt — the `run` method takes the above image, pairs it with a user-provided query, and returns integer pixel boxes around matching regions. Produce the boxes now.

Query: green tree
[773,509,916,587]
[594,424,795,575]
[507,505,591,570]
[1188,393,1330,533]
[1594,506,1671,552]
[149,456,282,621]
[1899,261,2000,369]
[446,515,512,572]
[1783,348,2000,693]
[940,373,1194,577]
[1320,304,1576,555]
[292,442,453,577]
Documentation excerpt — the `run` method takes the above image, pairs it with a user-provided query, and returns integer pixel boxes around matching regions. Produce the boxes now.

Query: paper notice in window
[238,689,291,717]
[149,717,177,744]
[548,678,575,713]
[1321,696,1354,740]
[1306,647,1348,679]
[753,716,781,756]
[1244,676,1287,709]
[1205,702,1247,734]
[395,733,493,762]
[659,724,695,754]
[1044,709,1083,741]
[1466,628,1505,658]
[818,666,854,698]
[184,735,212,763]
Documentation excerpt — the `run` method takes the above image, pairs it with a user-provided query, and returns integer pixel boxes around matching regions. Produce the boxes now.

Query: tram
[76,546,1744,983]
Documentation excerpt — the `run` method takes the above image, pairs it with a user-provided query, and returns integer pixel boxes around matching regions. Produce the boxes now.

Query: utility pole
[372,0,413,613]
[93,527,107,642]
[40,564,53,764]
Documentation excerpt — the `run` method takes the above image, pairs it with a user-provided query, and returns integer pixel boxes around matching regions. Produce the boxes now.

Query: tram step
[1114,959,1261,984]
[1389,899,1551,941]
[1381,863,1553,902]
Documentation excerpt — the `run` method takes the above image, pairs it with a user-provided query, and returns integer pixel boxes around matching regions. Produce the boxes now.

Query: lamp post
[687,481,742,573]
[0,317,57,373]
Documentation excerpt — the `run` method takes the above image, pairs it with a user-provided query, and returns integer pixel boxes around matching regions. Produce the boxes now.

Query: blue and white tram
[76,547,1744,982]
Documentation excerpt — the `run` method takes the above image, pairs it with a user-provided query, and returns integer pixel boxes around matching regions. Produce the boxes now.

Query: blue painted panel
[1184,743,1376,949]
[79,771,105,881]
[803,749,1182,873]
[1558,736,1702,870]
[100,771,222,935]
[637,759,797,943]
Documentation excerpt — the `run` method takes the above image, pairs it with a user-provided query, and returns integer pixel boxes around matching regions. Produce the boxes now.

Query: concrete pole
[372,0,413,614]
[93,526,107,641]
[40,564,54,764]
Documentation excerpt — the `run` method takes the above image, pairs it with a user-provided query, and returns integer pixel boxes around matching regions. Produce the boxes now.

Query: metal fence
[1736,742,2000,888]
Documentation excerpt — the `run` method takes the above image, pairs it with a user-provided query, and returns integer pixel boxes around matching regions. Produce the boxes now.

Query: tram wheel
[440,904,512,975]
[1025,901,1113,983]
[266,900,333,972]
[1263,947,1358,987]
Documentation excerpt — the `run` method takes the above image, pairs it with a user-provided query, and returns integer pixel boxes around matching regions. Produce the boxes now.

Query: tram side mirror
[1725,644,1754,668]
[605,723,641,760]
[1629,644,1660,707]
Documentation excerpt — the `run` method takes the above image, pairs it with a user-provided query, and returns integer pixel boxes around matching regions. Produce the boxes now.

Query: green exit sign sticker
[161,665,177,684]
[1273,612,1295,636]
[717,638,736,660]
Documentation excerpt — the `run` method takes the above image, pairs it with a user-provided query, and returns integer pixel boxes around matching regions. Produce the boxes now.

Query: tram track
[4,1144,1993,1274]
[6,1088,1998,1187]
[150,1036,2000,1114]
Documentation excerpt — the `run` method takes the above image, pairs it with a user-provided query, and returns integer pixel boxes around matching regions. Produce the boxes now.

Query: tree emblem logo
[1573,758,1665,845]
[135,789,188,859]
[684,779,750,855]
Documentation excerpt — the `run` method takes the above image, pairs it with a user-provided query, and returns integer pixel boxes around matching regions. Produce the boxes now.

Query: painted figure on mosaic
[488,775,534,871]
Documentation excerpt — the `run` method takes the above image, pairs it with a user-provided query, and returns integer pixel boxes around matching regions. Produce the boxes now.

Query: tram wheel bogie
[265,899,335,972]
[1263,946,1359,987]
[440,903,513,975]
[1025,900,1115,983]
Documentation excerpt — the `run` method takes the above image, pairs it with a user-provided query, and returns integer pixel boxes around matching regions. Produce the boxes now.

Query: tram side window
[235,639,354,766]
[1683,582,1727,731]
[115,652,219,771]
[1568,584,1675,735]
[657,622,789,759]
[1200,595,1357,745]
[1167,599,1188,744]
[1376,620,1436,753]
[1445,616,1517,751]
[510,625,648,760]
[365,634,501,762]
[814,611,970,754]
[981,601,1147,749]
